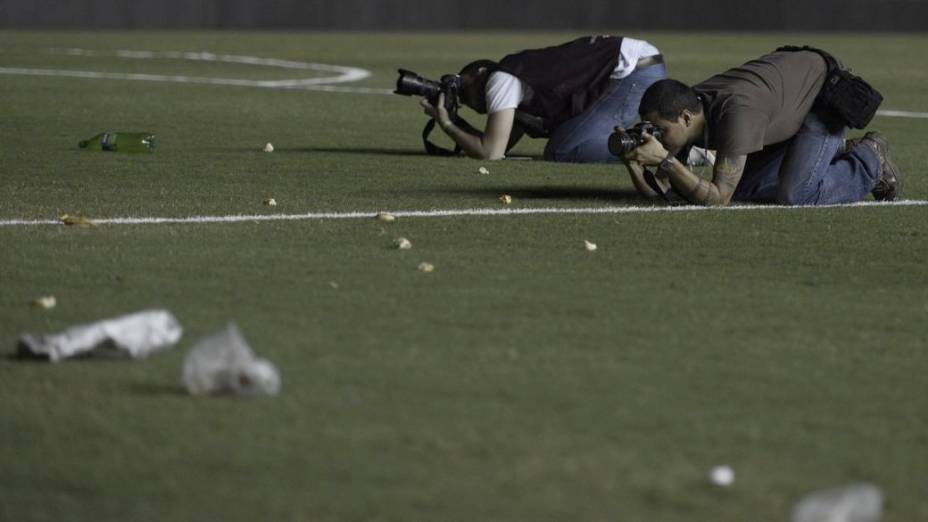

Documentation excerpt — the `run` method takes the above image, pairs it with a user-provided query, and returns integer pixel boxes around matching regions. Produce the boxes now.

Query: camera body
[395,69,461,113]
[608,122,663,156]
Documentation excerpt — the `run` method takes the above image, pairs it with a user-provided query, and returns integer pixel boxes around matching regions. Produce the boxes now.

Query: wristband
[658,151,675,172]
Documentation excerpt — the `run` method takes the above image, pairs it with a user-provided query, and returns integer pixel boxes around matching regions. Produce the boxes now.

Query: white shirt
[485,37,661,114]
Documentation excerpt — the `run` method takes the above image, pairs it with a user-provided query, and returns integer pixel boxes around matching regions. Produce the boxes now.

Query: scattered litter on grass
[17,309,182,362]
[499,194,513,205]
[263,142,274,153]
[792,483,882,522]
[60,214,96,227]
[584,240,598,252]
[328,281,339,289]
[417,262,435,273]
[376,212,396,222]
[263,197,277,207]
[478,166,490,175]
[31,296,57,310]
[394,237,412,250]
[181,322,281,397]
[707,465,735,487]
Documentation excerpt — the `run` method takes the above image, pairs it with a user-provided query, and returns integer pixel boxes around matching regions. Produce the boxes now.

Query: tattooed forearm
[714,155,746,194]
[660,152,746,206]
[684,177,715,202]
[681,153,746,206]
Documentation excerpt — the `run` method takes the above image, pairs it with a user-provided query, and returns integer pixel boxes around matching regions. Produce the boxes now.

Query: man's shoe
[858,131,904,201]
[844,136,864,154]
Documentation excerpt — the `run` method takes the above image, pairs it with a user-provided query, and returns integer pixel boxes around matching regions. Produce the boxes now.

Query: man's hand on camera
[420,93,453,130]
[623,133,668,167]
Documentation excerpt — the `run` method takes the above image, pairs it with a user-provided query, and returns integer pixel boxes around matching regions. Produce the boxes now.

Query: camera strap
[421,119,462,157]
[421,113,482,157]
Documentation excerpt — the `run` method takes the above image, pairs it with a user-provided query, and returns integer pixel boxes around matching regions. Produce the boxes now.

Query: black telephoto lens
[607,130,640,156]
[394,69,441,103]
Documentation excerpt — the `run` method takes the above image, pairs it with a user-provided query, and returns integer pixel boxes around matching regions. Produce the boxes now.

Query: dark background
[1,0,926,31]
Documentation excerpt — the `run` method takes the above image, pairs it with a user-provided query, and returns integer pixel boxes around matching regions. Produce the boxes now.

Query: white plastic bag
[17,309,182,362]
[687,146,716,167]
[181,322,280,397]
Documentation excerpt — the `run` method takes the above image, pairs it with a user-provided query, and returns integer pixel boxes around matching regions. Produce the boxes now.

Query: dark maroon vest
[497,36,622,131]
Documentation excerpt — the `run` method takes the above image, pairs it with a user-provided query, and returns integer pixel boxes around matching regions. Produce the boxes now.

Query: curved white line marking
[0,47,393,94]
[2,200,925,227]
[1,48,926,112]
[0,66,392,92]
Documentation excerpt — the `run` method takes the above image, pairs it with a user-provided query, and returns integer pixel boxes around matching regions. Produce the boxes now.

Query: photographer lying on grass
[621,47,902,206]
[418,35,666,162]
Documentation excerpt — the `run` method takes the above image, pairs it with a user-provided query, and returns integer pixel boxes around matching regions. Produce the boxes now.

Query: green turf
[1,31,927,521]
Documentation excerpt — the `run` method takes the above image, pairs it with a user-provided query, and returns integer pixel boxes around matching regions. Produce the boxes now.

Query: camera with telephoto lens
[608,122,663,156]
[394,69,461,113]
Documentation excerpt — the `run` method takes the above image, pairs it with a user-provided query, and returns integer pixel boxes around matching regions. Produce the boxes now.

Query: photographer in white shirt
[421,36,667,162]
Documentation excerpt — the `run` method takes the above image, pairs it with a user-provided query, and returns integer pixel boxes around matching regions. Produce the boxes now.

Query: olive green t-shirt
[694,51,827,156]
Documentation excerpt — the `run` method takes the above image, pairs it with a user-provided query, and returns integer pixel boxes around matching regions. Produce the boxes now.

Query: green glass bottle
[78,132,156,153]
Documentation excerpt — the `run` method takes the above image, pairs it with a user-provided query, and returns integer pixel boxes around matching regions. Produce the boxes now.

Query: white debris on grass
[499,194,512,205]
[792,483,883,522]
[376,212,396,222]
[60,214,96,227]
[584,240,597,252]
[32,296,57,310]
[478,166,490,175]
[417,262,435,273]
[707,465,735,487]
[263,142,274,153]
[263,198,277,207]
[393,237,412,250]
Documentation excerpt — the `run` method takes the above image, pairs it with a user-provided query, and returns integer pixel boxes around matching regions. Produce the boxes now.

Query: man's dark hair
[639,79,702,120]
[459,59,497,78]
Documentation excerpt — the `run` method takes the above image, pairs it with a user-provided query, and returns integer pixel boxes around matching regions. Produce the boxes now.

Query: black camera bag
[776,45,883,129]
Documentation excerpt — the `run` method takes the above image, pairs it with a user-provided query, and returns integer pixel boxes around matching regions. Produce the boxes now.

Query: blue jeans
[733,111,882,205]
[543,63,668,163]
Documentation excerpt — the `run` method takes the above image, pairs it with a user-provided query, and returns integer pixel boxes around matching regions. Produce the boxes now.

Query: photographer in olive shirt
[622,49,902,206]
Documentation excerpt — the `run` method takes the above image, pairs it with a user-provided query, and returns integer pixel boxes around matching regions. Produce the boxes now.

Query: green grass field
[1,30,927,521]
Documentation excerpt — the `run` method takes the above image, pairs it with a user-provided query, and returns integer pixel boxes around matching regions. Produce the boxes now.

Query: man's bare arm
[506,124,526,152]
[442,109,514,160]
[660,152,745,206]
[421,94,513,160]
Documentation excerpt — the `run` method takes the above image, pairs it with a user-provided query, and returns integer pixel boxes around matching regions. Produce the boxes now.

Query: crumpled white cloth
[181,322,280,397]
[793,483,883,522]
[18,309,182,362]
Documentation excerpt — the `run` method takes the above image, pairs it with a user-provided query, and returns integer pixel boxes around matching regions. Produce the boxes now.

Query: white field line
[875,109,928,119]
[0,48,926,112]
[2,200,926,228]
